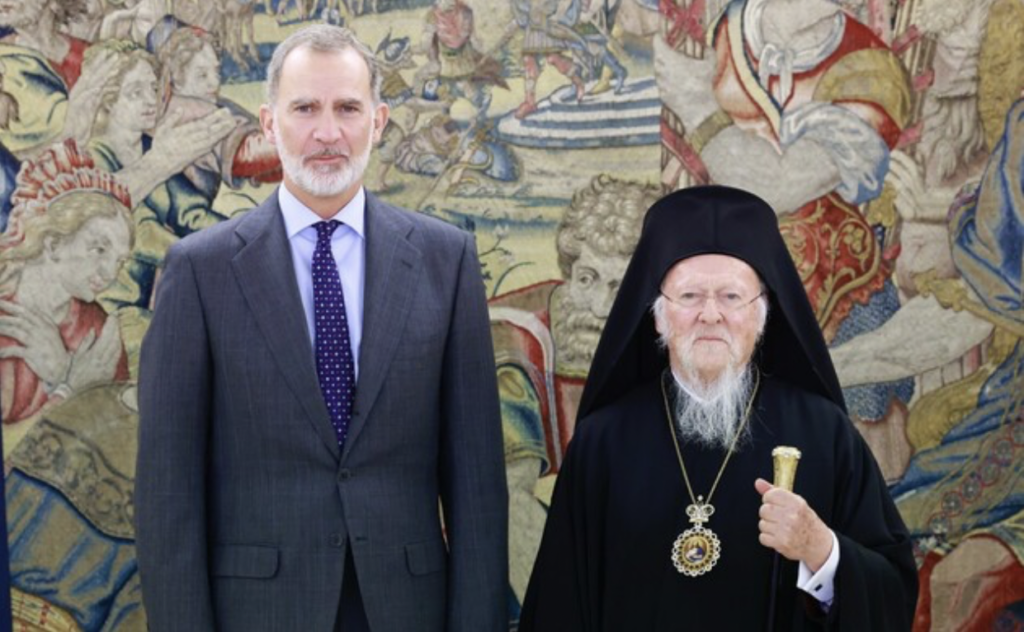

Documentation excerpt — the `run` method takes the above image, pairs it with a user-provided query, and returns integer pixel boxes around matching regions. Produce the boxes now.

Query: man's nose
[697,298,725,323]
[594,283,618,318]
[100,256,120,280]
[312,112,343,144]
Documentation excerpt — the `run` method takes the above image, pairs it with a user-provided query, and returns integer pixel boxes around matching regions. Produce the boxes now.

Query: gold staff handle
[771,446,802,492]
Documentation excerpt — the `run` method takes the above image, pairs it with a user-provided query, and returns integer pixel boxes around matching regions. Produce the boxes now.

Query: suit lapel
[343,193,421,461]
[231,193,341,461]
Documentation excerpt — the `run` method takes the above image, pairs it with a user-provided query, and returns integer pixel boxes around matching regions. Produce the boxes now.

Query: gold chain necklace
[660,369,760,577]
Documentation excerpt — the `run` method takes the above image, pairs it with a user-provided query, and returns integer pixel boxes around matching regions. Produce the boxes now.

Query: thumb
[77,329,97,352]
[101,315,119,335]
[754,478,774,496]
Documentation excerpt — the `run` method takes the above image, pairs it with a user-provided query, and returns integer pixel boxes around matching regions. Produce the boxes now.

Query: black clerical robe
[520,375,917,631]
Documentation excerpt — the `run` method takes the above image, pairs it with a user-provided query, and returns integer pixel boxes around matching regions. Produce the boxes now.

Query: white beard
[918,95,984,185]
[274,120,372,198]
[671,362,756,452]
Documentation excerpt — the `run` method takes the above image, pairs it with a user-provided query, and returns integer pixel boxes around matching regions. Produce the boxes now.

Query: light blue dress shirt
[279,183,365,379]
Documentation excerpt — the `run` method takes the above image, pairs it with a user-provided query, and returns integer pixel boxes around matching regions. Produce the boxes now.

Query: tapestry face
[1,0,1021,629]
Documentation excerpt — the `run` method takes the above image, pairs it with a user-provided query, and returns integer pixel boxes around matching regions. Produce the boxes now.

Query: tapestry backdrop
[0,0,1021,629]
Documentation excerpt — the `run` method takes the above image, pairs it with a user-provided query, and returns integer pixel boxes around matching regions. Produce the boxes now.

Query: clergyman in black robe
[519,186,917,631]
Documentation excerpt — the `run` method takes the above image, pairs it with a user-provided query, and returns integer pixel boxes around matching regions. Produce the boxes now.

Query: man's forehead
[663,253,760,287]
[279,46,371,94]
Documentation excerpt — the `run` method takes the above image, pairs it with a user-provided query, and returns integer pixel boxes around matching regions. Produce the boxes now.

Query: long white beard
[671,362,756,452]
[274,122,372,198]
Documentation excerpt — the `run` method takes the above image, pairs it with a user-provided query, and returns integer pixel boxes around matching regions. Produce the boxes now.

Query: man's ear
[652,298,668,337]
[259,104,276,145]
[372,101,390,144]
[43,235,62,263]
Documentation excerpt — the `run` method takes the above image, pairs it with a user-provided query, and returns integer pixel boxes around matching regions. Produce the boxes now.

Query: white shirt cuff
[797,529,839,609]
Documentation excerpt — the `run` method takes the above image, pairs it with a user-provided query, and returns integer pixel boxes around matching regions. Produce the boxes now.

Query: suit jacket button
[330,533,345,547]
[338,469,352,481]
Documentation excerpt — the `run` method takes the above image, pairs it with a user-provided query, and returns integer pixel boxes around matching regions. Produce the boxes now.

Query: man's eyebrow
[288,97,319,109]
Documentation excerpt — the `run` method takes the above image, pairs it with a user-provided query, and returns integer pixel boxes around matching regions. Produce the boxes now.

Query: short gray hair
[265,25,382,106]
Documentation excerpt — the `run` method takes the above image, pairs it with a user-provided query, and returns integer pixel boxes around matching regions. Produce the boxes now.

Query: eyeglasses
[659,289,764,313]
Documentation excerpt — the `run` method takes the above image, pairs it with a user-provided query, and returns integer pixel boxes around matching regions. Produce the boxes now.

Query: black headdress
[577,185,845,418]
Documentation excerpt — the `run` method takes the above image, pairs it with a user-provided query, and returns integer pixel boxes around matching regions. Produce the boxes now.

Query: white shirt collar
[278,182,366,240]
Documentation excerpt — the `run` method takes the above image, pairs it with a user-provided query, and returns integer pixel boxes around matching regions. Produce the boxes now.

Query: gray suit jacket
[135,191,508,632]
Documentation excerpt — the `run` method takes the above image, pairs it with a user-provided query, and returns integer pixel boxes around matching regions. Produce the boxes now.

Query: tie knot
[314,220,342,242]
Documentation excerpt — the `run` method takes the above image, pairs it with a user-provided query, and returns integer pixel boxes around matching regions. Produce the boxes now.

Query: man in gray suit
[135,25,508,632]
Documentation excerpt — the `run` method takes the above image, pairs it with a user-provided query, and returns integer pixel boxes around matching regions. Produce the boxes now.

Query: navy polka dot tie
[312,220,355,449]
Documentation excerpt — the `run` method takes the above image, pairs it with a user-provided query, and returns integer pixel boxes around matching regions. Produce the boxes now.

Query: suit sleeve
[438,232,509,632]
[135,243,216,631]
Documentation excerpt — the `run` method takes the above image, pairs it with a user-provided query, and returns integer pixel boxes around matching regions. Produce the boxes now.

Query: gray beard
[273,119,372,199]
[552,289,605,369]
[671,363,756,452]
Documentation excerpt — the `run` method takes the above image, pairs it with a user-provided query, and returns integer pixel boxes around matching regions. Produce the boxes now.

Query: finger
[758,532,781,552]
[3,305,47,328]
[754,478,773,496]
[759,524,791,552]
[96,340,122,365]
[95,328,122,358]
[0,317,30,337]
[209,115,238,138]
[79,329,97,351]
[0,307,44,330]
[100,316,120,337]
[888,149,915,170]
[758,518,777,536]
[157,107,186,132]
[887,153,920,186]
[0,312,27,325]
[0,298,26,315]
[196,108,234,128]
[763,485,800,507]
[759,524,798,552]
[0,345,28,360]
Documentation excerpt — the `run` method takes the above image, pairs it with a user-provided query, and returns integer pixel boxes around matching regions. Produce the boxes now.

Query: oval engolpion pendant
[671,525,721,577]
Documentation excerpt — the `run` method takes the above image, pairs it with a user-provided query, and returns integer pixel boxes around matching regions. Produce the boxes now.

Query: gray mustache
[306,149,347,159]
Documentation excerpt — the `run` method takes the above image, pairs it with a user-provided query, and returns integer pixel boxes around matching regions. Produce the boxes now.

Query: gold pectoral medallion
[671,497,721,576]
[661,371,759,579]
